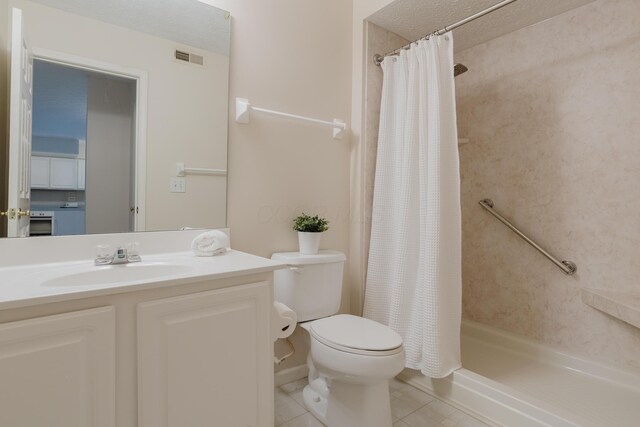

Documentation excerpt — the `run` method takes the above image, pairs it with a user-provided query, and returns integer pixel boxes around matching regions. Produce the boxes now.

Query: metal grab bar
[479,199,577,275]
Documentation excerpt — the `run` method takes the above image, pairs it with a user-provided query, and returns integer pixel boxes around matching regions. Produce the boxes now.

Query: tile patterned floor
[275,377,489,427]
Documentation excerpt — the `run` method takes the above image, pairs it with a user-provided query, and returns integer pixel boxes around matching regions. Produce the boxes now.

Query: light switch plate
[170,177,186,193]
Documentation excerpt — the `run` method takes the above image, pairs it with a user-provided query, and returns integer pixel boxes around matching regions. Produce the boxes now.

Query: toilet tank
[271,251,346,322]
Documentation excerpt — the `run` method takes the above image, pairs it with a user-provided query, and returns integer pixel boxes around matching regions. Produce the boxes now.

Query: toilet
[272,250,405,427]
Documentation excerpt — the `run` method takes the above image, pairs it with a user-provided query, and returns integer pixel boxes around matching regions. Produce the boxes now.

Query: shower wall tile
[363,22,409,282]
[455,0,640,371]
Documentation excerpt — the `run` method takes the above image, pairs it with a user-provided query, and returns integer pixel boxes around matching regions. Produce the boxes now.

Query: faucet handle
[126,242,142,263]
[114,247,128,261]
[95,244,112,265]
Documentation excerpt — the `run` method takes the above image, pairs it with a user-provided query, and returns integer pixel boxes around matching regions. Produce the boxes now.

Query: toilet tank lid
[271,250,346,266]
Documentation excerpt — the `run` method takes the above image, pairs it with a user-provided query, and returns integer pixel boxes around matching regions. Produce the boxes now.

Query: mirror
[0,0,230,237]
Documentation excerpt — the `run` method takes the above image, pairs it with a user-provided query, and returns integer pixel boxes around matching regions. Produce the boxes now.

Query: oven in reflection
[29,211,54,236]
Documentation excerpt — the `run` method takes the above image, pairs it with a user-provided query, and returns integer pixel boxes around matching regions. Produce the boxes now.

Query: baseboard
[274,364,309,387]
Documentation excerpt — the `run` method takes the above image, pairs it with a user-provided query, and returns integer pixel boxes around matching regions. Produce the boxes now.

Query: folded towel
[191,230,230,256]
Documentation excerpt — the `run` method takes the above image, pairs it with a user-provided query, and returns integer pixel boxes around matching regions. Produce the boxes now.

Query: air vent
[189,53,204,66]
[174,49,205,66]
[175,49,190,62]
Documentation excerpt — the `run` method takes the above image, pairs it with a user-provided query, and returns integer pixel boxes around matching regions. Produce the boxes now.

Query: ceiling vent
[174,49,205,66]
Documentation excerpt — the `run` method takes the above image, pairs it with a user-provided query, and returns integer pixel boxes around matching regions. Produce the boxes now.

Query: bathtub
[399,320,640,427]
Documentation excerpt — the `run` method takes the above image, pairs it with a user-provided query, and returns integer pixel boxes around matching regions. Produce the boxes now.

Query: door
[0,306,116,427]
[6,8,33,237]
[137,282,273,427]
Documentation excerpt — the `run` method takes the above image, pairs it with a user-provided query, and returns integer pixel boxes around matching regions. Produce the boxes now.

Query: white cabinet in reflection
[31,155,50,188]
[30,155,86,190]
[138,281,273,427]
[49,157,78,189]
[77,158,86,190]
[0,306,116,427]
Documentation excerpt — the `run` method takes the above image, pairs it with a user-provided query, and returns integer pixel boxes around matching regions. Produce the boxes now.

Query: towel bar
[176,162,227,177]
[235,97,347,139]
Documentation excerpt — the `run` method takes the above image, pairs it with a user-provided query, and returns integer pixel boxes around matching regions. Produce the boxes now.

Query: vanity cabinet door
[138,281,273,427]
[0,306,116,427]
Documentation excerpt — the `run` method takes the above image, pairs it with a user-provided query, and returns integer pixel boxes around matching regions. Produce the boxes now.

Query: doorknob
[0,209,28,219]
[0,208,17,219]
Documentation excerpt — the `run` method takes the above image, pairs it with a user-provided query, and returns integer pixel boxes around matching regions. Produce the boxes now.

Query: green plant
[292,213,329,233]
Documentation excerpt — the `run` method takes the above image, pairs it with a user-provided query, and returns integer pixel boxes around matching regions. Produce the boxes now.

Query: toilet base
[302,383,328,425]
[302,377,393,427]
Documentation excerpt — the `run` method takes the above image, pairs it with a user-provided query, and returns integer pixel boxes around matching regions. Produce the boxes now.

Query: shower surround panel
[455,0,640,371]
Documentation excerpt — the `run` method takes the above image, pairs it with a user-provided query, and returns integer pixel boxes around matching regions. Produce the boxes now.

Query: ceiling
[29,0,231,55]
[367,0,597,52]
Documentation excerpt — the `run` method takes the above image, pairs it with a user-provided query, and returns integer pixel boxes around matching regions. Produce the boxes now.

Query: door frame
[31,47,148,232]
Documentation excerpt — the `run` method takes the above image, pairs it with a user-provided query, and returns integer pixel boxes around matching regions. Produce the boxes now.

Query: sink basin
[41,263,194,287]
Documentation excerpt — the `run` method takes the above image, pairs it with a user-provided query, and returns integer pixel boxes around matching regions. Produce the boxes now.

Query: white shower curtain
[364,33,461,378]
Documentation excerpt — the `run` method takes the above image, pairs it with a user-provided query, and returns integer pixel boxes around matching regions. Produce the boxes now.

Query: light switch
[170,177,186,193]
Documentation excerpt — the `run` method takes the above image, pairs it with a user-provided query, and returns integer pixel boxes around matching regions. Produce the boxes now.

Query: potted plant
[292,213,329,255]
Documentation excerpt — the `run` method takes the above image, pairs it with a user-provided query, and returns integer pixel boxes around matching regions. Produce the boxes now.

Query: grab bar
[479,199,577,275]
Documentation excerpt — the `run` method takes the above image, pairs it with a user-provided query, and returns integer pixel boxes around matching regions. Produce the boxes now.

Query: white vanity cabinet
[138,281,273,427]
[0,255,278,427]
[0,306,116,427]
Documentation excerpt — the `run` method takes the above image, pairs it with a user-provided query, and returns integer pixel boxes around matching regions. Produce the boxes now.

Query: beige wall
[7,0,229,231]
[456,0,640,371]
[203,0,353,371]
[0,2,9,233]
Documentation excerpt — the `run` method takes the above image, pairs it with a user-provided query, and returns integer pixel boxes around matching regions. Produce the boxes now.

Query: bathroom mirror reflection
[0,0,230,238]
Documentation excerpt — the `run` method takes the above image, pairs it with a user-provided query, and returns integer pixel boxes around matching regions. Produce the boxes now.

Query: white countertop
[0,250,285,311]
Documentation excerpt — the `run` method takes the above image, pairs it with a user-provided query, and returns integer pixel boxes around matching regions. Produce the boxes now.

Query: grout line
[398,400,431,423]
[277,378,487,427]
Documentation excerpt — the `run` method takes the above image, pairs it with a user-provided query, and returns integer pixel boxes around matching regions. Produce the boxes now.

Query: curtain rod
[374,0,520,66]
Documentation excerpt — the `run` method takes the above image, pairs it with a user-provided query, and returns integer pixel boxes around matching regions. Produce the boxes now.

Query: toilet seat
[309,314,403,356]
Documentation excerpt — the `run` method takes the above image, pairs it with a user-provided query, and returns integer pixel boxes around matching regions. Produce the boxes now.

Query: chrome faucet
[95,246,142,266]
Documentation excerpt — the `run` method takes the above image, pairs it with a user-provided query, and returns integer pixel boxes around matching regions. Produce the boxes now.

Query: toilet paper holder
[274,337,295,365]
[272,301,297,365]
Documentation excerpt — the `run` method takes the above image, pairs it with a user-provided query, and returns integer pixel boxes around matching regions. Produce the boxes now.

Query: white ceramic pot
[298,232,323,255]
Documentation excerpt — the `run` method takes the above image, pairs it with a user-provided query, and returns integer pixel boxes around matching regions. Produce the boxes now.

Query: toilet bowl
[301,315,405,427]
[272,251,405,427]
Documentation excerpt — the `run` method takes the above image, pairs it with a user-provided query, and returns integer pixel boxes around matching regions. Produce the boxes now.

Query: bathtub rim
[398,319,640,427]
[461,319,640,391]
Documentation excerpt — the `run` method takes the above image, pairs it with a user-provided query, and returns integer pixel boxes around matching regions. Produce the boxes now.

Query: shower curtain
[363,33,461,378]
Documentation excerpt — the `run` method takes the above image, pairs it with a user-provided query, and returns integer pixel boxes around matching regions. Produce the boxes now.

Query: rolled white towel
[191,230,230,256]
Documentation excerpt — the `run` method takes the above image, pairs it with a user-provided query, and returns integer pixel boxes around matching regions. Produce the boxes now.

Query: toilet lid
[310,314,403,352]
